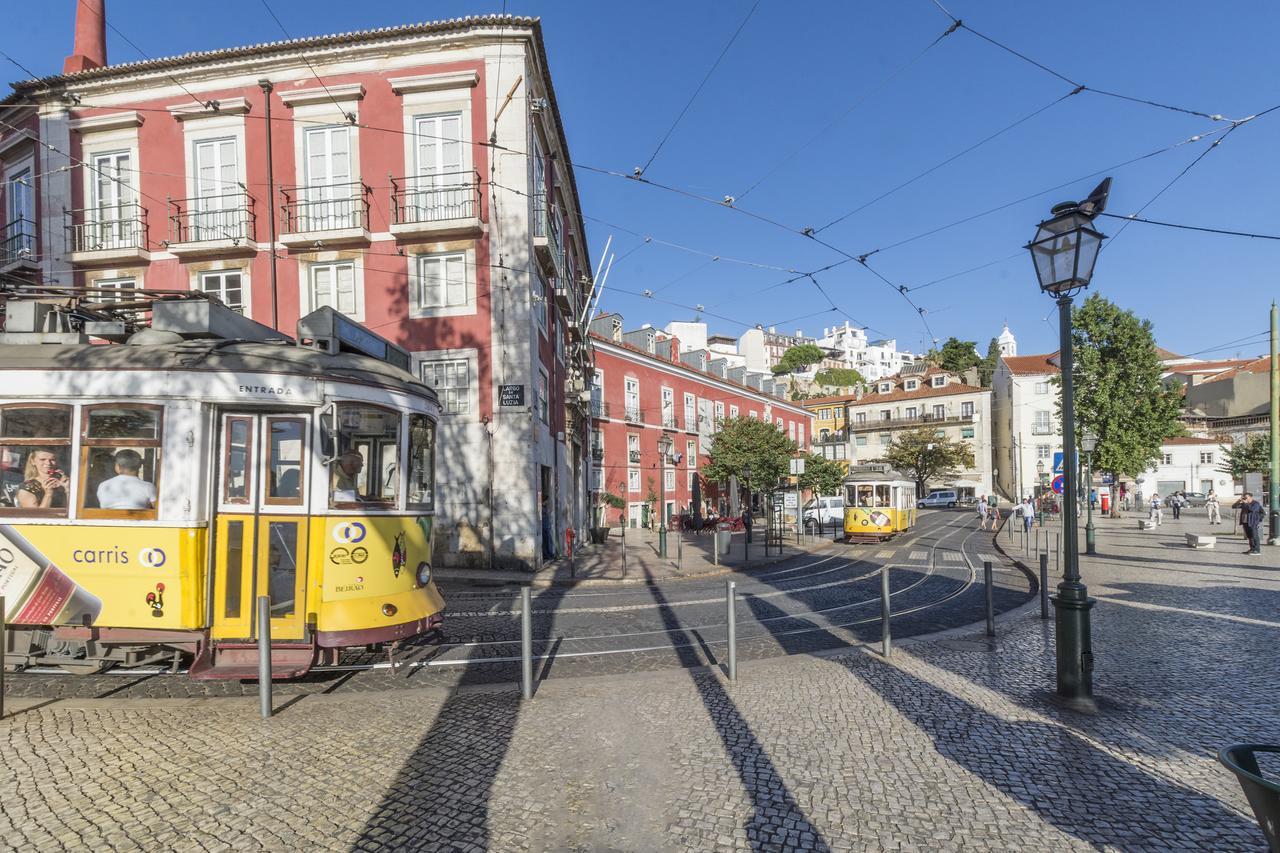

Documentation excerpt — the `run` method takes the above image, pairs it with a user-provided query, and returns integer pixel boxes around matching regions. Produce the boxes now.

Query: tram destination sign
[499,384,526,407]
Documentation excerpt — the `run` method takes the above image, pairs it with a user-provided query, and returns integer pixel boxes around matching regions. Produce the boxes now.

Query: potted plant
[591,492,624,543]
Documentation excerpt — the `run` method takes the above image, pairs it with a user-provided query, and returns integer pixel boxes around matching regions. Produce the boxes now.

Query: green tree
[704,416,798,496]
[813,367,865,387]
[1067,294,1184,484]
[798,452,846,497]
[878,426,975,498]
[978,337,1001,388]
[771,343,827,375]
[929,337,981,374]
[1220,434,1270,479]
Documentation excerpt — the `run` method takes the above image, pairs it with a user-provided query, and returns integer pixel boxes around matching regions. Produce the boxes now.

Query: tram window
[266,521,299,618]
[0,405,73,514]
[407,414,435,510]
[265,417,305,505]
[80,404,162,517]
[222,417,254,505]
[857,485,874,507]
[331,404,399,507]
[875,485,891,507]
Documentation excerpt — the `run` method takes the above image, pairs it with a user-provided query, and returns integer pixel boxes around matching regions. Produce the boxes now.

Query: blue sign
[1053,452,1065,475]
[1052,475,1065,494]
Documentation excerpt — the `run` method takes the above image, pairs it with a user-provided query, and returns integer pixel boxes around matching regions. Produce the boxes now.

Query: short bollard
[1,594,6,720]
[725,580,737,682]
[621,526,628,580]
[984,560,995,637]
[714,533,720,567]
[520,586,533,701]
[881,565,892,658]
[1038,552,1049,619]
[676,528,682,570]
[257,595,272,719]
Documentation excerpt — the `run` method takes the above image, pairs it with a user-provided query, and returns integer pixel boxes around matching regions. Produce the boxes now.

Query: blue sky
[9,1,1279,359]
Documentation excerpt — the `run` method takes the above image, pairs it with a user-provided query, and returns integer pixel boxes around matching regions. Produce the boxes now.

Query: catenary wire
[258,0,359,124]
[1095,212,1280,242]
[73,0,209,110]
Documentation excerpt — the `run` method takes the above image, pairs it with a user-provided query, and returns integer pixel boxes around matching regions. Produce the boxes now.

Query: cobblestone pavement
[3,510,1034,699]
[2,514,1277,850]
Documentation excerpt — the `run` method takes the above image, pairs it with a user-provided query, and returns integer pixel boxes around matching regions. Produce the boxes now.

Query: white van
[918,490,958,508]
[803,495,845,529]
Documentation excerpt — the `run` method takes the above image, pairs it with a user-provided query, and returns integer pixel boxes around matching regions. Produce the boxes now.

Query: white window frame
[532,268,548,334]
[413,250,473,317]
[305,260,362,319]
[729,404,739,420]
[904,380,918,391]
[715,401,725,425]
[1162,453,1174,466]
[1036,444,1052,460]
[628,469,641,492]
[960,401,974,418]
[797,423,805,448]
[1035,381,1050,394]
[932,404,946,419]
[92,275,138,302]
[932,376,947,388]
[625,378,641,422]
[197,268,248,315]
[683,393,696,430]
[664,468,675,491]
[1033,410,1053,433]
[749,410,758,420]
[1199,451,1213,464]
[661,387,675,427]
[537,368,550,424]
[418,350,477,417]
[687,439,696,469]
[905,407,918,419]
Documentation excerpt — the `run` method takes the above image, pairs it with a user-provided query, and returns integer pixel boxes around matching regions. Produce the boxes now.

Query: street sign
[789,457,805,475]
[1052,475,1065,494]
[499,384,525,407]
[1053,452,1065,475]
[784,492,798,508]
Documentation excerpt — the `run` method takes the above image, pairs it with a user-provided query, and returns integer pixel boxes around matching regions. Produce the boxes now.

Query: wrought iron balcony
[533,200,566,280]
[625,405,643,424]
[1,218,38,270]
[590,399,609,419]
[390,171,481,238]
[1031,424,1056,435]
[591,444,604,460]
[280,181,370,248]
[166,194,256,258]
[848,412,975,432]
[66,206,152,265]
[815,429,848,444]
[628,450,642,463]
[661,412,678,430]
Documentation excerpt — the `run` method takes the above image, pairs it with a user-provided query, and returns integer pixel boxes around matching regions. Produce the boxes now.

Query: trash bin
[1219,744,1280,852]
[715,523,732,556]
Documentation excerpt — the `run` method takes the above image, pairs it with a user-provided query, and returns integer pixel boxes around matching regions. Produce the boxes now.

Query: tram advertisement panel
[317,515,435,601]
[0,524,204,629]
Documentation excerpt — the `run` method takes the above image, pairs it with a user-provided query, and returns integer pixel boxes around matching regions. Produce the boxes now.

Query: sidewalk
[434,524,841,587]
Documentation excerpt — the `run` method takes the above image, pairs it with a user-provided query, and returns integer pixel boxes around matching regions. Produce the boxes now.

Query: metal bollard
[726,580,737,682]
[1,594,5,720]
[714,531,720,567]
[984,560,995,637]
[676,528,682,570]
[521,586,533,700]
[621,526,628,579]
[1039,552,1049,619]
[881,565,891,658]
[257,595,272,719]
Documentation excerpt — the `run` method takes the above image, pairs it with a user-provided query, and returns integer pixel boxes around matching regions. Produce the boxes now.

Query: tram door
[211,413,311,642]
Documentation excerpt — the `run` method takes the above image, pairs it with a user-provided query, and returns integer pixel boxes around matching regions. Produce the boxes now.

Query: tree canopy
[1067,294,1184,478]
[798,452,846,497]
[1219,435,1270,479]
[813,366,865,387]
[771,343,827,375]
[926,337,981,375]
[978,337,1001,388]
[877,426,975,497]
[704,416,798,493]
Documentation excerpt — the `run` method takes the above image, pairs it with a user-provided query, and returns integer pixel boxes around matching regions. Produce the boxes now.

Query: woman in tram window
[16,448,69,509]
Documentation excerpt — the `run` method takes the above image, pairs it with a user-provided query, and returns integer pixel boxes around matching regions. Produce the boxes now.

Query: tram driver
[332,451,365,502]
[96,449,157,510]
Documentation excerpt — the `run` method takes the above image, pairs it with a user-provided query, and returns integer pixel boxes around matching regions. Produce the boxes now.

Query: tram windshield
[406,413,435,510]
[846,482,893,508]
[330,404,400,507]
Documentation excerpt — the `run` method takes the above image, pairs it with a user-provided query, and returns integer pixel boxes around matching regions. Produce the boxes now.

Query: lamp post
[1082,431,1098,555]
[1036,459,1047,525]
[1026,177,1110,708]
[657,435,672,558]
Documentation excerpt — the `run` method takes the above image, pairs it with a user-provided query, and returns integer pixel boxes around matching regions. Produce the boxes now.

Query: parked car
[918,490,958,509]
[803,496,845,530]
[1167,492,1207,507]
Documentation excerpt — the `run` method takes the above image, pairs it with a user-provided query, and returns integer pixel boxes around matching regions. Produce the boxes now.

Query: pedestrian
[1021,495,1035,535]
[977,494,990,530]
[1149,492,1163,526]
[742,506,753,543]
[1234,492,1265,555]
[1206,490,1221,525]
[1171,491,1183,520]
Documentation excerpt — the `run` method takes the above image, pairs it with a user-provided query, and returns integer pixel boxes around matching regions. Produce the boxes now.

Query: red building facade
[588,325,812,526]
[0,14,593,569]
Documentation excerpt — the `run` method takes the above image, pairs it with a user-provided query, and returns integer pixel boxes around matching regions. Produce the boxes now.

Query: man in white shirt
[97,449,157,510]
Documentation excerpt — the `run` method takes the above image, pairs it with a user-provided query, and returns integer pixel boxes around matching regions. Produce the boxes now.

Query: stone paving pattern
[2,513,1277,850]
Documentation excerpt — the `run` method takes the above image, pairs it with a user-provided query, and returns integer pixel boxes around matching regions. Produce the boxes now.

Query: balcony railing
[590,399,609,419]
[168,193,255,245]
[66,206,147,258]
[815,429,848,444]
[390,171,480,227]
[281,181,369,236]
[1,218,37,266]
[662,412,678,429]
[849,412,975,432]
[591,445,604,461]
[1031,424,1056,435]
[625,405,642,424]
[533,200,566,280]
[628,450,642,463]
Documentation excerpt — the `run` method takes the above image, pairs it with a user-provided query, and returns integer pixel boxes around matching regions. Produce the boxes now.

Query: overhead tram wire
[1095,212,1280,242]
[258,0,359,124]
[636,0,761,176]
[0,48,42,81]
[733,18,962,202]
[813,87,1084,235]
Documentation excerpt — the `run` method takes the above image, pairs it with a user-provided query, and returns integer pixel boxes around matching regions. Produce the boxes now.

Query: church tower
[997,323,1017,357]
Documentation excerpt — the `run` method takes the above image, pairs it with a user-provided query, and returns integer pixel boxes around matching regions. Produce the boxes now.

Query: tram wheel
[57,660,111,676]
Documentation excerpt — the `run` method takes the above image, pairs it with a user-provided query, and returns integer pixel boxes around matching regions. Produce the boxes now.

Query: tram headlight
[415,561,432,587]
[381,603,398,617]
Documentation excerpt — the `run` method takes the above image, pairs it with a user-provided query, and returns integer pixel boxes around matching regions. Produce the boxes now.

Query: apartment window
[879,383,891,393]
[664,469,675,491]
[1033,410,1053,434]
[417,253,467,311]
[412,113,468,217]
[421,359,470,415]
[1162,453,1173,466]
[905,407,918,419]
[625,378,640,422]
[591,467,603,491]
[855,412,867,424]
[1199,451,1213,464]
[932,376,946,388]
[729,404,739,419]
[661,387,675,427]
[1036,444,1052,460]
[880,433,892,445]
[687,440,696,469]
[191,138,239,240]
[880,410,891,421]
[302,126,354,230]
[961,427,975,439]
[91,150,134,224]
[683,393,696,430]
[960,401,974,418]
[5,167,34,254]
[933,405,945,419]
[788,421,796,442]
[819,408,830,420]
[715,401,725,425]
[628,469,641,492]
[904,381,918,391]
[94,276,138,302]
[855,435,868,447]
[1035,382,1050,394]
[537,369,549,423]
[797,423,804,448]
[309,262,358,316]
[197,270,245,314]
[531,269,547,333]
[687,470,696,491]
[749,410,758,420]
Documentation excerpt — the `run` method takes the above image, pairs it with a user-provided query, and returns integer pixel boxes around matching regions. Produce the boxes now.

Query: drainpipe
[258,79,279,331]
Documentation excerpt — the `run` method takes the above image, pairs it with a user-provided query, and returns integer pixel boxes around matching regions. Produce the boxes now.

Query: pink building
[0,10,593,569]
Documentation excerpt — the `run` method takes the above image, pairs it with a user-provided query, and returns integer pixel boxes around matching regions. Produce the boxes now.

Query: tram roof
[842,465,911,483]
[0,339,437,400]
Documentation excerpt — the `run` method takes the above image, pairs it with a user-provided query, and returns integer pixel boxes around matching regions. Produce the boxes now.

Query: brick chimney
[63,0,107,75]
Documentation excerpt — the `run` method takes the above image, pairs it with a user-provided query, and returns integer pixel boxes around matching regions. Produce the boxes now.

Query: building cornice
[389,70,479,94]
[278,83,365,107]
[167,97,252,120]
[68,111,144,133]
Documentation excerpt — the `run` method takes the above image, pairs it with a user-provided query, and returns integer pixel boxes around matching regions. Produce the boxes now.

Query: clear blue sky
[9,1,1279,359]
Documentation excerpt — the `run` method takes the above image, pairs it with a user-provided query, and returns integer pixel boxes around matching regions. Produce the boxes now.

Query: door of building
[211,413,311,641]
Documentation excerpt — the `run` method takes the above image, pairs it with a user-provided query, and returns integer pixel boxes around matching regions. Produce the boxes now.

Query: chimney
[64,0,107,74]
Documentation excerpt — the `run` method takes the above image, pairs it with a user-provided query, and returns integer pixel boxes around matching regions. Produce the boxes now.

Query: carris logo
[333,522,367,544]
[138,547,167,568]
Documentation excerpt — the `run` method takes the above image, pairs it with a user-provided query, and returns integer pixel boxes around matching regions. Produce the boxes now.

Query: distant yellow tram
[842,464,917,542]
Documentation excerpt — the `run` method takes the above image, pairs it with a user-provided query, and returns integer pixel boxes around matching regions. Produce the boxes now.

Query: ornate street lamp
[1081,431,1098,555]
[1026,177,1110,709]
[657,434,673,558]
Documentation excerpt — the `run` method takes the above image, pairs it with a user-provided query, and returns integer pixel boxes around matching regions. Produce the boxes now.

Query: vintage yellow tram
[0,295,443,677]
[842,463,917,542]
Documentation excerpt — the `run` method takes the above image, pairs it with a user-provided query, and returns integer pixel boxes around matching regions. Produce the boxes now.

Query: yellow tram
[0,295,444,677]
[842,463,917,542]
